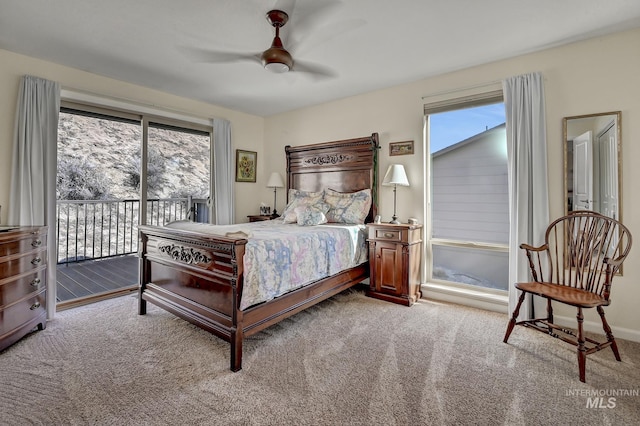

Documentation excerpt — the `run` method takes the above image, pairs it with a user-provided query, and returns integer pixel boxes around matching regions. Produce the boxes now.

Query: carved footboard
[138,223,370,371]
[138,225,248,370]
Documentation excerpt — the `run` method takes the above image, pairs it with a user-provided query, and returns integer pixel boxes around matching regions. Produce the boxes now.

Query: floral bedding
[165,220,368,310]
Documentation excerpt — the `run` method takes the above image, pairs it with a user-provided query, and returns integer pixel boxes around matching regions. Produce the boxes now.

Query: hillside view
[57,112,210,200]
[55,111,211,262]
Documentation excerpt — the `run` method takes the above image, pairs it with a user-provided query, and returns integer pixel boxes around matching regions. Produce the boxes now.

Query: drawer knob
[31,239,42,247]
[30,302,41,310]
[31,278,42,287]
[383,232,395,238]
[31,257,42,265]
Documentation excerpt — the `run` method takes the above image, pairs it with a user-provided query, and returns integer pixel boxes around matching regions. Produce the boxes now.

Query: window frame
[424,90,509,295]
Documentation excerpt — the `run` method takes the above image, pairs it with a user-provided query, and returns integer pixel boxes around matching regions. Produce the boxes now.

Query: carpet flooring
[1,287,639,425]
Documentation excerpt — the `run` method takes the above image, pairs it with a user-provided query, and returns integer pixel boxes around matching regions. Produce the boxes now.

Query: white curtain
[9,75,60,319]
[213,118,234,224]
[503,72,549,320]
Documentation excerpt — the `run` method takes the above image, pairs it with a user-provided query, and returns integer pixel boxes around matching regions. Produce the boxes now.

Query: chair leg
[577,307,586,383]
[546,298,554,334]
[597,306,621,361]
[504,291,527,343]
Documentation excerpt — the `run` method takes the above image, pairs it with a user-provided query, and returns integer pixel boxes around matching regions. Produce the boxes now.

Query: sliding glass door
[56,103,213,307]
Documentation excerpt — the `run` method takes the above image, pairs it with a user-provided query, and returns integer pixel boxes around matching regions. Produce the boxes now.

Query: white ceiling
[2,0,640,117]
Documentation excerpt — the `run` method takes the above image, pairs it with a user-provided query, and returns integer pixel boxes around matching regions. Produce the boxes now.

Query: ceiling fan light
[264,61,290,73]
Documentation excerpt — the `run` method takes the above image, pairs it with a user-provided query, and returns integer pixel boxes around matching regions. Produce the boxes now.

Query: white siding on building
[432,124,508,245]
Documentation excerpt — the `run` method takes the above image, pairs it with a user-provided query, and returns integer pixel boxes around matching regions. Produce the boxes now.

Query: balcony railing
[56,197,207,265]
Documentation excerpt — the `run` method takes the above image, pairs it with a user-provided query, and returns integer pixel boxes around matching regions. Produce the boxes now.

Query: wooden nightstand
[366,223,422,306]
[247,215,272,222]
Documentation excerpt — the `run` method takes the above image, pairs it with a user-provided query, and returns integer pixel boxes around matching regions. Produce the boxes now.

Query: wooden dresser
[0,226,48,351]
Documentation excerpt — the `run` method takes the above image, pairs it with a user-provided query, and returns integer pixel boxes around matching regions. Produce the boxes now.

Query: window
[426,92,509,292]
[147,121,212,224]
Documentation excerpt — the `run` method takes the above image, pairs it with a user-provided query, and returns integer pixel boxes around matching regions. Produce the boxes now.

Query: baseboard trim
[553,315,640,343]
[422,283,640,343]
[421,283,508,314]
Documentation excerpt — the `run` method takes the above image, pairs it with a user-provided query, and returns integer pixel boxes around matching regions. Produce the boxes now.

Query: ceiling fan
[261,9,294,73]
[183,5,340,79]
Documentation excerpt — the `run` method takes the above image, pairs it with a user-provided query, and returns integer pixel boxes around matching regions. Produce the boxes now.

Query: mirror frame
[563,111,622,217]
[563,111,623,274]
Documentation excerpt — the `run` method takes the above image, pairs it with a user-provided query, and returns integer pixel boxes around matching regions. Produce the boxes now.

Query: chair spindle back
[523,211,631,300]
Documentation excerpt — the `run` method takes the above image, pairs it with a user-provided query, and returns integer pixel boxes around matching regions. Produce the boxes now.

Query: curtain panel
[503,72,550,320]
[9,75,60,319]
[213,118,234,225]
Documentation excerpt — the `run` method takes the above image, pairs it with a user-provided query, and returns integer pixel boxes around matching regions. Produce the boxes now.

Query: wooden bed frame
[138,133,379,371]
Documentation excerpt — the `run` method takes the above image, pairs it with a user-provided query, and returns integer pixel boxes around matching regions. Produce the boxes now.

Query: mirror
[563,111,621,221]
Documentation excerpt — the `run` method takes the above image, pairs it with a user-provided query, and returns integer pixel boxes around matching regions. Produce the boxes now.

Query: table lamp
[267,172,285,218]
[382,164,409,224]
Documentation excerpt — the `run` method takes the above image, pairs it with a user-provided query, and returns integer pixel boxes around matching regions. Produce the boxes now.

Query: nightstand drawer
[371,228,402,242]
[367,224,421,244]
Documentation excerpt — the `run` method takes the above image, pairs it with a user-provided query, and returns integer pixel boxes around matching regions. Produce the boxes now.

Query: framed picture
[235,149,257,182]
[389,140,414,156]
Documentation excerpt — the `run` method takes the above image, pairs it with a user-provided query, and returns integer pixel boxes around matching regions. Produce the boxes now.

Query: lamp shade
[267,172,285,188]
[382,164,410,187]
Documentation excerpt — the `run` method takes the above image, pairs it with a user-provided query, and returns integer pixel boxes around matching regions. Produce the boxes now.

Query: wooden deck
[56,255,138,303]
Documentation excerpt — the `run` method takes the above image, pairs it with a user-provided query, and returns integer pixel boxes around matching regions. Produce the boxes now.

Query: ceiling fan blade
[291,60,337,80]
[288,18,367,57]
[179,46,261,65]
[273,0,296,17]
[287,0,343,34]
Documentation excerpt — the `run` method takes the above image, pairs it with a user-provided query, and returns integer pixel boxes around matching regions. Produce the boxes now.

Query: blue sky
[429,103,506,153]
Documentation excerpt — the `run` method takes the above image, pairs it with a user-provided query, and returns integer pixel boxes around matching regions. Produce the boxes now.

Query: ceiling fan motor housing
[262,10,293,72]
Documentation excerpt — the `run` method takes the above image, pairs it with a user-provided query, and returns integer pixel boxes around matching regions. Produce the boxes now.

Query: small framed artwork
[389,140,414,156]
[235,149,257,182]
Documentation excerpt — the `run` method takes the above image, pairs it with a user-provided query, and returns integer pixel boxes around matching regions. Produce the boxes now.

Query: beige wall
[264,28,640,339]
[0,49,265,225]
[1,27,638,339]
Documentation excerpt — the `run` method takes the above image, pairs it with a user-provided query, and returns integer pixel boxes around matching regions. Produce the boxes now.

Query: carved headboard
[284,133,379,223]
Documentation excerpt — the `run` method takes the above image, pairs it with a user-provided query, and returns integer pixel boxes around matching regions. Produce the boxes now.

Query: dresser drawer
[0,269,47,307]
[0,249,47,279]
[0,233,46,257]
[0,290,46,336]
